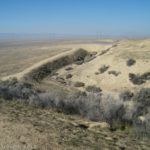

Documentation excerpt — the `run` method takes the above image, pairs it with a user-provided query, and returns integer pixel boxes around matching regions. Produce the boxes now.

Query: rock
[138,116,146,123]
[89,122,110,129]
[75,121,110,130]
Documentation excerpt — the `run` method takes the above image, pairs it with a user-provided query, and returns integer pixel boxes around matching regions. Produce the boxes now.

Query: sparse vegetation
[73,48,89,62]
[73,48,89,65]
[74,60,84,65]
[99,65,109,74]
[65,67,73,71]
[66,74,73,79]
[1,79,150,136]
[126,58,136,66]
[22,48,89,82]
[85,85,102,93]
[133,113,150,138]
[73,82,85,87]
[84,52,97,63]
[51,71,59,76]
[119,90,134,101]
[0,79,37,100]
[129,72,150,85]
[56,77,67,84]
[108,70,121,76]
[99,48,110,56]
[95,72,99,75]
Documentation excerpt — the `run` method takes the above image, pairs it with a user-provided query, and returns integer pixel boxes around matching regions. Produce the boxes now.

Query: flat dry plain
[0,38,150,150]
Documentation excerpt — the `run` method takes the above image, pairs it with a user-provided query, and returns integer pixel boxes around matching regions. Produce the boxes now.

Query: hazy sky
[0,0,150,37]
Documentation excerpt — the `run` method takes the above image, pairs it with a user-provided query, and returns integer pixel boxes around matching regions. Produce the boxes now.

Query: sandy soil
[44,39,150,92]
[1,39,149,93]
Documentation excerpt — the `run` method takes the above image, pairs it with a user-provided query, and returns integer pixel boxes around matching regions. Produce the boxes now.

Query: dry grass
[0,38,150,149]
[0,99,150,150]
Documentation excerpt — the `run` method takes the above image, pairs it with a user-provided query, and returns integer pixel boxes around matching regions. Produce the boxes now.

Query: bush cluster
[0,79,150,136]
[129,72,150,85]
[0,79,37,100]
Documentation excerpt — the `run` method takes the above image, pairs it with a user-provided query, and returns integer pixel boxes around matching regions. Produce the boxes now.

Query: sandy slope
[45,39,150,92]
[1,39,150,93]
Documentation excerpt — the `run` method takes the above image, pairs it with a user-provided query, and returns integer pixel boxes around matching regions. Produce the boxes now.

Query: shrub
[56,77,66,85]
[136,88,150,104]
[129,72,150,85]
[65,67,73,71]
[66,74,73,79]
[100,94,125,128]
[129,73,145,85]
[73,48,89,62]
[0,79,36,100]
[66,92,102,121]
[51,72,59,76]
[99,49,110,56]
[142,72,150,80]
[134,88,150,116]
[73,82,85,87]
[84,52,96,63]
[126,58,136,66]
[2,79,150,137]
[122,101,138,123]
[95,72,99,75]
[108,70,121,76]
[74,60,84,65]
[133,113,150,138]
[85,85,102,93]
[29,92,64,108]
[119,90,134,101]
[73,49,89,65]
[99,65,109,74]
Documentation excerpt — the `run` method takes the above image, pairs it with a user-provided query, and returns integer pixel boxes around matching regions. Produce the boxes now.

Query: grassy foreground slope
[0,99,150,150]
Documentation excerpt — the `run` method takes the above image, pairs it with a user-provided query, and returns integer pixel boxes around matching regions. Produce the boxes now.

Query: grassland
[0,38,150,149]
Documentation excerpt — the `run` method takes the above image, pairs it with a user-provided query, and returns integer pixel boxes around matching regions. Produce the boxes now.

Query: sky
[0,0,150,37]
